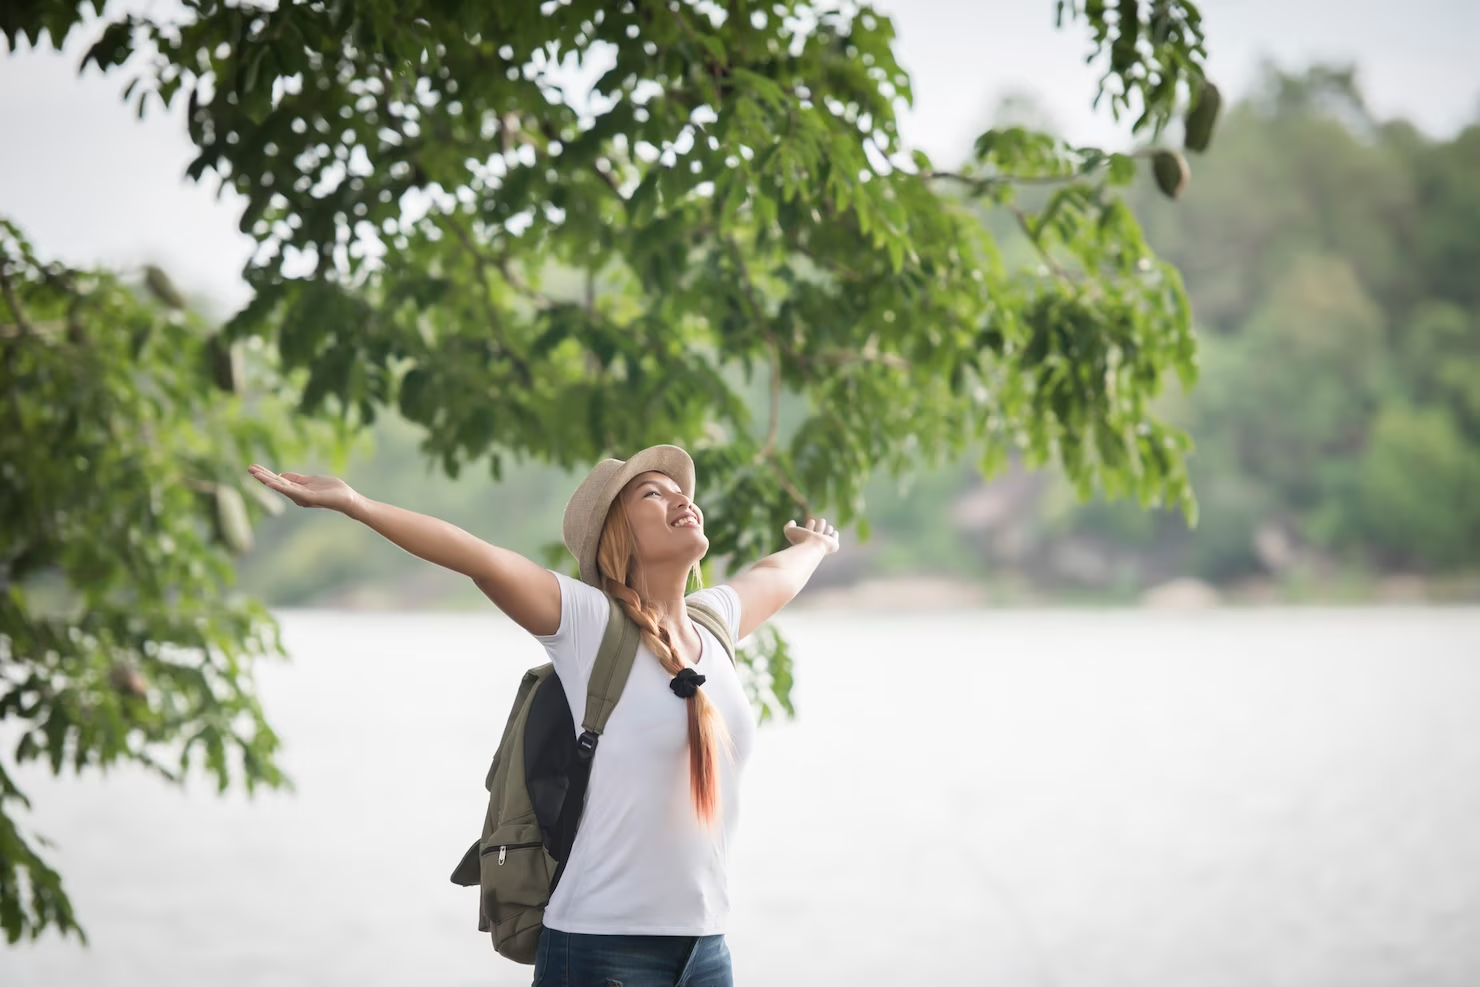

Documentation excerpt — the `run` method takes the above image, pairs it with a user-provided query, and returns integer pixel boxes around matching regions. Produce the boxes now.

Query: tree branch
[1010,205,1072,282]
[718,237,813,514]
[762,337,781,457]
[765,458,810,515]
[926,169,1087,193]
[722,236,783,452]
[591,158,625,199]
[440,215,534,384]
[0,320,67,339]
[815,341,911,373]
[782,227,865,282]
[522,110,627,202]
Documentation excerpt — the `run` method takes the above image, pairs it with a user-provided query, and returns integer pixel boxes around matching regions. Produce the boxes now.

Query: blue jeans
[532,927,733,987]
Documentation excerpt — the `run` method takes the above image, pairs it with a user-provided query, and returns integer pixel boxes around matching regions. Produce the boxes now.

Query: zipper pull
[498,846,507,865]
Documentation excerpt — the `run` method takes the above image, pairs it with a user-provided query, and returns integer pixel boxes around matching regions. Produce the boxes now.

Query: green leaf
[80,19,133,73]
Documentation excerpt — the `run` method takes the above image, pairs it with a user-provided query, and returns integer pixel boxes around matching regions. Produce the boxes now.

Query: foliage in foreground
[0,223,320,942]
[14,0,1215,555]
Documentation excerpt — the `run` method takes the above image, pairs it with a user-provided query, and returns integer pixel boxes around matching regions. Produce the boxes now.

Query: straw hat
[562,444,696,587]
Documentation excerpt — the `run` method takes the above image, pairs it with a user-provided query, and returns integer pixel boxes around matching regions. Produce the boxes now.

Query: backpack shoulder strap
[686,599,737,666]
[581,593,641,737]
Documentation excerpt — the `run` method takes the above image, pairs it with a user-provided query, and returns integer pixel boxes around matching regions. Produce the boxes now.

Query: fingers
[247,465,319,511]
[247,465,298,499]
[248,465,302,488]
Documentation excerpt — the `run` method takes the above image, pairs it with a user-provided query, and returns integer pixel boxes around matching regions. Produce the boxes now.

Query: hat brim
[562,445,696,587]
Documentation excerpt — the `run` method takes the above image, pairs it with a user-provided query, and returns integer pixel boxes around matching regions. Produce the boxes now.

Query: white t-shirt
[534,571,756,935]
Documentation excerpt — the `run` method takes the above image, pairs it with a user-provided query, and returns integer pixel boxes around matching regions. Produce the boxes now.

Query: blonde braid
[597,502,729,827]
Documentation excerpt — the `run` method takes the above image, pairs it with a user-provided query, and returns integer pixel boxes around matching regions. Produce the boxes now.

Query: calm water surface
[4,607,1479,986]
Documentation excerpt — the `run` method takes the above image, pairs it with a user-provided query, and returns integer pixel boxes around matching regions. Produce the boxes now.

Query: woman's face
[620,470,707,571]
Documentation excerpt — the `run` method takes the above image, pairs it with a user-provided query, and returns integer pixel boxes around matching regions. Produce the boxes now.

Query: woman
[247,444,839,987]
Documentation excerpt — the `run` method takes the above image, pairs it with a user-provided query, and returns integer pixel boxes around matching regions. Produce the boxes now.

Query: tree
[3,0,1220,941]
[0,222,329,942]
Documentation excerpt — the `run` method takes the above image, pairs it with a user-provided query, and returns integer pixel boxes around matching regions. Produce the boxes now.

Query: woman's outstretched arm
[246,465,560,636]
[726,518,840,639]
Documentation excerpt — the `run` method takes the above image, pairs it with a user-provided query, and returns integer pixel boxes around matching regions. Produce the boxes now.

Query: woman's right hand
[247,465,362,514]
[248,463,561,635]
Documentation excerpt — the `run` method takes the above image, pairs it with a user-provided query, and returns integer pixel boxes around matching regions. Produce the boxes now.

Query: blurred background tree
[1037,65,1480,594]
[3,0,1224,942]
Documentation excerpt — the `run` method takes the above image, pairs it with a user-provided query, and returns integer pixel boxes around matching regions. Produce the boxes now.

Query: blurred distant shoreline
[284,568,1480,613]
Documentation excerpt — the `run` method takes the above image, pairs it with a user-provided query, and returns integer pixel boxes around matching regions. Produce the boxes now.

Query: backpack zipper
[480,840,543,865]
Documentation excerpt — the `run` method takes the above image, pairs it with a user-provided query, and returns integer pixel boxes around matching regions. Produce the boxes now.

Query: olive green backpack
[449,594,735,964]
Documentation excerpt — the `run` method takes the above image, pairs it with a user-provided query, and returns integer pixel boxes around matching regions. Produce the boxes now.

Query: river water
[4,607,1479,986]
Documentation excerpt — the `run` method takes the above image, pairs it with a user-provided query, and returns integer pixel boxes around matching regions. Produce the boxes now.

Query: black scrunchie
[669,667,707,700]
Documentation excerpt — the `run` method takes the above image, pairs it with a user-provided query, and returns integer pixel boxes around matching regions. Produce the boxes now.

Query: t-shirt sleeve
[690,583,743,642]
[532,570,612,685]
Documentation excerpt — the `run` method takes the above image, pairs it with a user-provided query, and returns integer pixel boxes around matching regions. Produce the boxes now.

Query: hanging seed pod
[108,662,149,699]
[213,484,254,554]
[1184,81,1222,153]
[206,331,243,393]
[1152,149,1190,199]
[143,264,186,310]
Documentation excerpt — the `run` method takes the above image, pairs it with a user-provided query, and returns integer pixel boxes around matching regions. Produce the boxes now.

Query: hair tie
[669,667,706,700]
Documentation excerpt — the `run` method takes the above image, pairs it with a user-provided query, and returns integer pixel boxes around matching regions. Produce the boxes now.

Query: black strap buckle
[576,730,599,760]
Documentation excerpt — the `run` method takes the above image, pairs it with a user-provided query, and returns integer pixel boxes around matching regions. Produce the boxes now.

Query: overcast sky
[2,0,1476,316]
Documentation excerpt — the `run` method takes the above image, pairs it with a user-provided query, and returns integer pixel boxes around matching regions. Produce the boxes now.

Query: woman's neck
[629,561,690,626]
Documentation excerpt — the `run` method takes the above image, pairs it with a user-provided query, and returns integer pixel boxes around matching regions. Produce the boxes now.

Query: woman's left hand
[783,517,840,555]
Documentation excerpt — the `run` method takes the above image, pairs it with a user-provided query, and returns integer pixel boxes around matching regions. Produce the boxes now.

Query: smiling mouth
[671,515,699,528]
